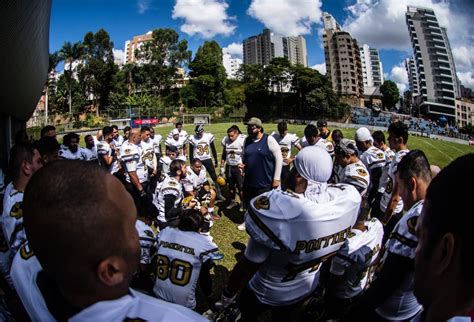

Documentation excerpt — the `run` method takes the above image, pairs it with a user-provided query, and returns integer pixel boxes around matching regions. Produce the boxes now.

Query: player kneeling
[153,209,221,310]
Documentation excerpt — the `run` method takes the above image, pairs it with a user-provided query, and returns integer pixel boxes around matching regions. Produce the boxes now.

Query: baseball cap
[317,120,327,128]
[171,128,180,136]
[195,124,204,133]
[355,127,373,142]
[335,139,358,156]
[245,117,263,128]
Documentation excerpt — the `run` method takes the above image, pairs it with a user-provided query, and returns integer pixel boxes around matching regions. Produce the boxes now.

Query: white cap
[355,127,373,142]
[171,128,180,136]
[294,146,333,184]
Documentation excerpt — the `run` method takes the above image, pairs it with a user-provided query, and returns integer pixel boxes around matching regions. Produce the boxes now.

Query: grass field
[150,122,473,273]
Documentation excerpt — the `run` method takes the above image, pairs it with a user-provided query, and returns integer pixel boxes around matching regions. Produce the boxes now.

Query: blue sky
[50,0,474,90]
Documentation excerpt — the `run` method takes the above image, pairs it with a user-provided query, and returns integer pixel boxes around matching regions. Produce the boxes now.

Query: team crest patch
[407,216,418,235]
[254,196,270,210]
[356,168,368,177]
[377,152,384,159]
[145,230,154,238]
[10,202,23,219]
[168,180,177,186]
[124,149,131,154]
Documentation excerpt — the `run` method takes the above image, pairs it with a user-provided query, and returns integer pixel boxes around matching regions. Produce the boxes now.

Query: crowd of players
[0,119,472,321]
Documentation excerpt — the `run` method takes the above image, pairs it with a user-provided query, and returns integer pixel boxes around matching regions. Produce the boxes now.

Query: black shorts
[197,186,212,204]
[201,158,217,182]
[226,164,244,191]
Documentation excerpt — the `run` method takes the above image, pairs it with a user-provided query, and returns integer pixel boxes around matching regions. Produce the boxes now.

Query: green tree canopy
[380,80,400,110]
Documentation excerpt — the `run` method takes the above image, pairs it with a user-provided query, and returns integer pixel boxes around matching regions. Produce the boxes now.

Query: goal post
[182,114,211,125]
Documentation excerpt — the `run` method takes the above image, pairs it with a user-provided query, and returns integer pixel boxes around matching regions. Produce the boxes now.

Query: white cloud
[452,46,473,70]
[247,0,323,36]
[113,49,125,65]
[311,63,326,75]
[137,0,151,14]
[457,72,474,90]
[388,62,408,93]
[222,42,243,58]
[172,0,236,38]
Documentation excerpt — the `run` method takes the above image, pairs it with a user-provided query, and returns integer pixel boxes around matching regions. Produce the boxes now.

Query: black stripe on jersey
[247,207,287,251]
[369,160,386,168]
[9,222,24,246]
[200,247,219,259]
[389,232,417,248]
[139,237,156,243]
[347,175,369,186]
[283,250,338,282]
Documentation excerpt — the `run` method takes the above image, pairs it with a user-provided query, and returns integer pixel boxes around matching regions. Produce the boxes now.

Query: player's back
[360,146,386,171]
[341,161,371,195]
[153,227,219,309]
[245,185,361,305]
[153,176,183,223]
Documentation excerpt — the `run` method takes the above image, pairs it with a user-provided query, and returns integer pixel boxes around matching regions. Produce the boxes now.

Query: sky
[50,0,474,91]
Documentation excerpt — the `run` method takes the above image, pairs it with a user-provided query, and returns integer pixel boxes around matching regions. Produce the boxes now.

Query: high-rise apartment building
[406,6,457,120]
[222,52,242,79]
[405,58,420,96]
[243,29,308,67]
[124,31,153,65]
[323,12,364,99]
[360,44,384,88]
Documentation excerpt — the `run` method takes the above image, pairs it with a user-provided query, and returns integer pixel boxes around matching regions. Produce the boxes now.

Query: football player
[0,143,42,287]
[221,125,246,210]
[348,150,431,321]
[121,129,148,204]
[300,124,335,156]
[355,127,386,208]
[217,147,361,321]
[150,127,163,161]
[317,120,333,142]
[188,125,223,199]
[59,133,83,160]
[168,122,189,140]
[140,126,158,192]
[159,145,178,176]
[379,122,410,237]
[182,158,218,223]
[96,126,116,172]
[20,160,205,321]
[81,134,98,162]
[334,139,371,195]
[324,211,383,320]
[270,122,302,190]
[153,209,220,309]
[111,124,124,148]
[153,159,186,230]
[166,128,188,161]
[35,136,60,164]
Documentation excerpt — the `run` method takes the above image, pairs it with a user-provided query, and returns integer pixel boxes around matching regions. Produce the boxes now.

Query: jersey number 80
[156,255,193,286]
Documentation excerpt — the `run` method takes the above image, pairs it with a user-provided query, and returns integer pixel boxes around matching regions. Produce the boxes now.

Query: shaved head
[23,161,139,300]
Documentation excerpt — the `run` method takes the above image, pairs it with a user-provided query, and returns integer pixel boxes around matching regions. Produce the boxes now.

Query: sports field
[151,122,473,274]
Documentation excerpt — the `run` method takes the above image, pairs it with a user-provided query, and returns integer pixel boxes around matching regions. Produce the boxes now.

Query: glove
[220,167,225,176]
[214,161,219,168]
[139,189,147,198]
[215,289,237,310]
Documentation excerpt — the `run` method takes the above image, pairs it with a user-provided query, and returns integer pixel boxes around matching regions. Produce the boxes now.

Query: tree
[59,41,84,114]
[135,28,191,96]
[380,80,400,110]
[80,29,117,115]
[188,41,227,107]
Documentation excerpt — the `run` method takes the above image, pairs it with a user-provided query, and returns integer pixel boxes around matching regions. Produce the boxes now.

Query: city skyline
[50,0,474,92]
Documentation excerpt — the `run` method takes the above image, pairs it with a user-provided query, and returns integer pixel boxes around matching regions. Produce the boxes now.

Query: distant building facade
[360,44,383,88]
[124,31,153,65]
[223,52,242,79]
[455,99,474,127]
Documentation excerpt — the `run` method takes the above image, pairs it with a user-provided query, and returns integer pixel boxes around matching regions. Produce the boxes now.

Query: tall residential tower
[360,44,384,88]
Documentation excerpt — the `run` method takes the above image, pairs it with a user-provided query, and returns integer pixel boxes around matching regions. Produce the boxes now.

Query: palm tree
[59,41,83,114]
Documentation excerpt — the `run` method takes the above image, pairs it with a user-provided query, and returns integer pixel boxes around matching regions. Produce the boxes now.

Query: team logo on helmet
[254,196,270,210]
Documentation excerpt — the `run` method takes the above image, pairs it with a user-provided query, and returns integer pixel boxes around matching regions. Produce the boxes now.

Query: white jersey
[330,218,384,299]
[153,227,219,309]
[378,148,396,193]
[168,129,189,141]
[141,139,156,170]
[151,134,163,154]
[376,200,423,320]
[10,243,54,321]
[300,137,334,155]
[244,185,361,305]
[360,146,386,172]
[165,137,187,161]
[270,132,300,163]
[379,149,410,213]
[159,156,174,175]
[153,176,183,224]
[58,148,84,160]
[80,146,98,162]
[121,140,148,184]
[113,135,124,149]
[96,140,114,172]
[339,161,371,195]
[135,220,157,265]
[0,186,25,284]
[188,133,215,161]
[221,134,246,166]
[182,166,208,193]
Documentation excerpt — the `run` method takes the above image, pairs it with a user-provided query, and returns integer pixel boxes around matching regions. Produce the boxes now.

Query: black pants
[238,285,300,322]
[226,164,244,195]
[201,158,217,182]
[281,165,291,190]
[242,185,272,210]
[125,181,149,207]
